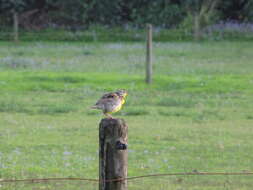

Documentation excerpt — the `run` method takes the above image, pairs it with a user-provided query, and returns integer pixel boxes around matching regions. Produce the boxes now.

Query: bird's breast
[108,102,122,113]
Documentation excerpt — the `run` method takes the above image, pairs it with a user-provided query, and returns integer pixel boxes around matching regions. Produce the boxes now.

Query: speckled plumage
[91,90,127,118]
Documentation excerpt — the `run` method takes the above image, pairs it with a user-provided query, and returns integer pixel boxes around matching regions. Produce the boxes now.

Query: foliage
[219,0,253,21]
[202,21,253,40]
[0,0,252,30]
[0,0,30,13]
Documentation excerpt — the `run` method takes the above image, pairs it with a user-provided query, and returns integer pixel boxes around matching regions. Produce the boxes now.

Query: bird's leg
[104,113,113,119]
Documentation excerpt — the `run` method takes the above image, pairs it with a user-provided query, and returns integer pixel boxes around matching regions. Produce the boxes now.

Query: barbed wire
[1,172,253,184]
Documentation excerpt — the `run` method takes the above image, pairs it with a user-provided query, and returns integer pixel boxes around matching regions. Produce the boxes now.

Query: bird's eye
[108,94,116,98]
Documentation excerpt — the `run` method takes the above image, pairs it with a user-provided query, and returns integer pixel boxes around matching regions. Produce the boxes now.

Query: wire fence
[1,171,253,183]
[1,172,253,190]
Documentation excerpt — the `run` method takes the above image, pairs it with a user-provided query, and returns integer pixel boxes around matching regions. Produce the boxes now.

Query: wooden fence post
[146,24,153,84]
[99,118,128,190]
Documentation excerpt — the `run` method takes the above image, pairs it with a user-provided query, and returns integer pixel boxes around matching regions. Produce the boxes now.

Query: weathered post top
[99,118,128,190]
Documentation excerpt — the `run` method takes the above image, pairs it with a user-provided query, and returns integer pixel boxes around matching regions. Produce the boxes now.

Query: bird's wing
[93,96,119,109]
[101,92,117,99]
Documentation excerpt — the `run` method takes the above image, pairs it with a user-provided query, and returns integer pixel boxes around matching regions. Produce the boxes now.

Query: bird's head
[115,89,128,98]
[107,93,118,99]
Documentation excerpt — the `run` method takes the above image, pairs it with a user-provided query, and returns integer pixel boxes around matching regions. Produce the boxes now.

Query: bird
[91,90,127,118]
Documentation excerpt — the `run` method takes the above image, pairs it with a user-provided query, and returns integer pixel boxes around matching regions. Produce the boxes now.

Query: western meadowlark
[91,90,127,118]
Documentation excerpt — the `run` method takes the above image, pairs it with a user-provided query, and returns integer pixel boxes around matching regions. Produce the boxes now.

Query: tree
[1,0,32,41]
[183,0,220,40]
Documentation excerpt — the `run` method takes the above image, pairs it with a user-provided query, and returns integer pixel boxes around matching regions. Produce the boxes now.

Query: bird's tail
[90,105,99,109]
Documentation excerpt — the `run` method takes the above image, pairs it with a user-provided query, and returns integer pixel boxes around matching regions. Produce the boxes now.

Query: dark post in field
[146,24,153,84]
[13,11,19,42]
[99,118,128,190]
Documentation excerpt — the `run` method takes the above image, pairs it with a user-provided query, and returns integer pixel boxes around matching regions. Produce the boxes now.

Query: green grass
[0,41,253,189]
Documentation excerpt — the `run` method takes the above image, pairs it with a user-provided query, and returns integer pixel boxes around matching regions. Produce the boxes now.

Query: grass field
[0,41,253,189]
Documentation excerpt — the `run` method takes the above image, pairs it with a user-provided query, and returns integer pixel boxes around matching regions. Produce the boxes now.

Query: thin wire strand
[1,172,253,184]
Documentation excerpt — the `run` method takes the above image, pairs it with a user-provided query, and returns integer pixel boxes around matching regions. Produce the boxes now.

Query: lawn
[0,41,253,189]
